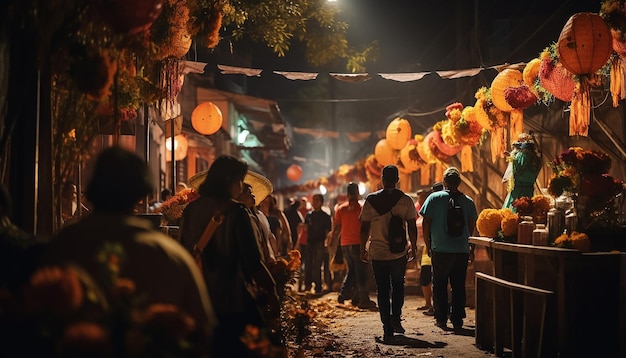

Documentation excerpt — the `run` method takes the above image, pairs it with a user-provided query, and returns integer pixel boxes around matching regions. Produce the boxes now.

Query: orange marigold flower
[26,266,84,315]
[62,322,111,357]
[140,303,197,340]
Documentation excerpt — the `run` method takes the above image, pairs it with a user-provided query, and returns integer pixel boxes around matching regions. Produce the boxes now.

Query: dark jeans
[372,257,407,333]
[339,245,369,301]
[431,251,469,324]
[305,242,325,292]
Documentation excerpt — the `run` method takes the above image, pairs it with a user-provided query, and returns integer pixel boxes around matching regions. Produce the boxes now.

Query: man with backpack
[360,165,417,343]
[419,167,477,332]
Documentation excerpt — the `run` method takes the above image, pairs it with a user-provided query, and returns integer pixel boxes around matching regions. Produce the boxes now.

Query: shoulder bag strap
[192,210,225,257]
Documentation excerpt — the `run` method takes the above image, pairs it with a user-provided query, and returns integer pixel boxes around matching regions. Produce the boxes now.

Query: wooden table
[470,237,626,357]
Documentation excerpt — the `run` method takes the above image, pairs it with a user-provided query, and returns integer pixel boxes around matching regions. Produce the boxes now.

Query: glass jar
[518,216,535,245]
[547,207,564,244]
[533,224,549,246]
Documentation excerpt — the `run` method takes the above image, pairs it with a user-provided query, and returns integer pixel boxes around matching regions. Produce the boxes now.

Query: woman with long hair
[180,155,279,357]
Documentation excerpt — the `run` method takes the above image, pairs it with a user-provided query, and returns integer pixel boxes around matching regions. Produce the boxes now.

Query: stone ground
[287,291,500,358]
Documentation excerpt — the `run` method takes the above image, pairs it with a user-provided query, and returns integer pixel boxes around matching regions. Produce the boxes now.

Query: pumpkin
[558,12,612,75]
[385,118,412,150]
[191,102,223,135]
[286,164,303,182]
[374,139,399,166]
[491,69,524,112]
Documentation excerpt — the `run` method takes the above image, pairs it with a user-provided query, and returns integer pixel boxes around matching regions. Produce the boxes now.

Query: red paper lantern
[94,0,164,34]
[191,102,223,135]
[286,164,303,182]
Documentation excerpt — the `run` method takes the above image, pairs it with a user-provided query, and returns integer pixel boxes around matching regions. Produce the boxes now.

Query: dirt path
[288,292,498,358]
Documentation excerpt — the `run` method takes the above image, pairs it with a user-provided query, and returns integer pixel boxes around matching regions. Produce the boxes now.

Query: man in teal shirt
[419,167,477,331]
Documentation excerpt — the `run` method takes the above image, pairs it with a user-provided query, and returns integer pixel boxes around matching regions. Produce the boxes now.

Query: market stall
[470,235,626,357]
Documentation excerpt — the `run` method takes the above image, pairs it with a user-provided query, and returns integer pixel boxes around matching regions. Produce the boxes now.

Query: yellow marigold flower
[476,208,502,238]
[531,196,551,212]
[499,208,518,237]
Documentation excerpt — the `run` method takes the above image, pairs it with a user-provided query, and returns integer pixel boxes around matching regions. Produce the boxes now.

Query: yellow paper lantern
[385,118,412,150]
[374,139,399,166]
[191,102,223,135]
[523,58,542,89]
[490,69,524,112]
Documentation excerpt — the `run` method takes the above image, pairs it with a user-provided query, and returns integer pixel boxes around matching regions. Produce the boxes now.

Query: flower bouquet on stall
[547,147,624,230]
[511,195,551,224]
[155,188,199,226]
[476,208,519,242]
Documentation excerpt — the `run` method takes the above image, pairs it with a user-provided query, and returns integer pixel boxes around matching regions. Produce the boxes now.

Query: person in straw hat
[236,171,278,265]
[180,155,280,357]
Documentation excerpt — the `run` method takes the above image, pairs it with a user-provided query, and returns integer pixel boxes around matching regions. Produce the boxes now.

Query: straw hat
[188,170,273,206]
[244,171,273,206]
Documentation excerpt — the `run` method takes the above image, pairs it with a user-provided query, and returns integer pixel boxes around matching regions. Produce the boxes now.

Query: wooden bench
[475,272,556,357]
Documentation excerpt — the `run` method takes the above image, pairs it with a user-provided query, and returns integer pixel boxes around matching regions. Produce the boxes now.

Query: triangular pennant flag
[436,68,483,79]
[329,73,371,82]
[378,72,429,82]
[274,71,319,80]
[218,64,262,76]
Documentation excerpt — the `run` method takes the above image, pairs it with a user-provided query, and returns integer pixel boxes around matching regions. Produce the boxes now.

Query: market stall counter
[470,236,626,357]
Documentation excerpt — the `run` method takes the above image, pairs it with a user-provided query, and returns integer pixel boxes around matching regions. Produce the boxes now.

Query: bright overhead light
[319,184,327,195]
[165,137,178,151]
[358,182,367,195]
[238,129,250,144]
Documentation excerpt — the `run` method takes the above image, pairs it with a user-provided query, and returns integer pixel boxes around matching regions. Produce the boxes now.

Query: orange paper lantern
[191,102,223,135]
[385,118,412,150]
[286,164,303,182]
[558,12,612,75]
[374,139,399,166]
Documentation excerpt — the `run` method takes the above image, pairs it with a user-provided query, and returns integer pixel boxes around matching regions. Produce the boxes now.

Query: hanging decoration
[385,118,412,150]
[474,87,509,163]
[191,101,223,135]
[600,1,626,107]
[538,44,576,103]
[374,139,399,166]
[558,12,612,137]
[490,68,525,145]
[399,136,425,173]
[286,164,303,182]
[94,0,165,34]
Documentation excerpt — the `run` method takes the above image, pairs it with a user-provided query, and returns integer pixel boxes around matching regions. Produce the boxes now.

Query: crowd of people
[0,146,479,355]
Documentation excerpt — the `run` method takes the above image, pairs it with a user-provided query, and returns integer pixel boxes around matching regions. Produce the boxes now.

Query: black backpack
[367,189,407,253]
[447,191,465,237]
